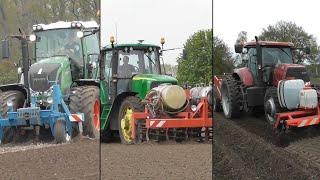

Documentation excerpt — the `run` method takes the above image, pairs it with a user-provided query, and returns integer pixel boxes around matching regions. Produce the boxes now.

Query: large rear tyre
[69,86,100,139]
[212,95,222,112]
[54,119,66,144]
[221,76,241,118]
[118,96,144,144]
[0,90,25,144]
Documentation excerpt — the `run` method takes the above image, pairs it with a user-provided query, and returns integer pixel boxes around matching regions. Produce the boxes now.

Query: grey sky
[101,0,212,65]
[214,0,320,53]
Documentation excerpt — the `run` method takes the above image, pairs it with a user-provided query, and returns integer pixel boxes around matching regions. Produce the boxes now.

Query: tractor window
[118,49,160,78]
[262,47,292,65]
[104,51,112,80]
[83,33,99,55]
[248,48,257,77]
[34,29,83,64]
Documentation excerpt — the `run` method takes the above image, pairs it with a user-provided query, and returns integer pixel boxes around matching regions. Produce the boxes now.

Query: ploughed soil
[0,137,99,180]
[101,141,212,180]
[213,112,320,179]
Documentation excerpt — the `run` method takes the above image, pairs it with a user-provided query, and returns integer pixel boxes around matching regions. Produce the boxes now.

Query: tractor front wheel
[118,96,143,144]
[69,86,100,139]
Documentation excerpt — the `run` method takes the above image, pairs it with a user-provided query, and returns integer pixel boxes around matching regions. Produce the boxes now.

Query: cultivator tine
[35,126,40,142]
[146,128,150,142]
[78,121,83,137]
[165,129,169,141]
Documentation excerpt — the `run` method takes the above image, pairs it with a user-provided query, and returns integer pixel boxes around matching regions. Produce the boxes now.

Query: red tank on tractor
[213,36,320,132]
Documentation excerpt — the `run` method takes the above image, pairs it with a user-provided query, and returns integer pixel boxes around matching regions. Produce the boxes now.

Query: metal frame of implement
[0,84,84,142]
[131,97,213,140]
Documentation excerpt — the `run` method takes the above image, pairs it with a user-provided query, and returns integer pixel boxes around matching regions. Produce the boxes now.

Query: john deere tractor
[0,21,100,143]
[100,38,180,144]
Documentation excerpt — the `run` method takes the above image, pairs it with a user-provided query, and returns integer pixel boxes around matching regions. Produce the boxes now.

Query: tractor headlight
[191,105,197,112]
[76,22,82,28]
[29,34,36,42]
[76,31,84,38]
[71,22,76,27]
[36,25,42,31]
[47,97,53,104]
[7,101,13,107]
[17,67,22,75]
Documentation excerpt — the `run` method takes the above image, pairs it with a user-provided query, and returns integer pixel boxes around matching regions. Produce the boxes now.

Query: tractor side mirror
[234,44,243,53]
[305,46,311,54]
[2,39,10,59]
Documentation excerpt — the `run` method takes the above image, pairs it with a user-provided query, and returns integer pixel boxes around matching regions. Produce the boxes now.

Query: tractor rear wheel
[221,76,241,118]
[54,119,66,144]
[0,90,25,144]
[69,86,100,139]
[212,89,222,112]
[118,96,144,144]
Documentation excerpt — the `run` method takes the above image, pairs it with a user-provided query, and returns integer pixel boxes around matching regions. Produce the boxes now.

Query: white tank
[152,85,187,110]
[278,79,305,110]
[299,89,318,109]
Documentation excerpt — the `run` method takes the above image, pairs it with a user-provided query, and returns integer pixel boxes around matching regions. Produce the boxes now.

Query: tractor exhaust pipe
[21,37,30,89]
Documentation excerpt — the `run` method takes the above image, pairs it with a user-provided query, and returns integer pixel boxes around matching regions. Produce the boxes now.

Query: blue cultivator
[0,84,84,144]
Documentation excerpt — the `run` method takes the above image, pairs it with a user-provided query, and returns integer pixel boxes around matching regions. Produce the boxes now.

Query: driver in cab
[118,56,136,78]
[64,33,81,59]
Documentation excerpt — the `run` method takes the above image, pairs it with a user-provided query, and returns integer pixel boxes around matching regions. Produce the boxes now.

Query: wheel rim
[93,100,100,131]
[221,88,230,116]
[120,107,134,143]
[265,97,276,125]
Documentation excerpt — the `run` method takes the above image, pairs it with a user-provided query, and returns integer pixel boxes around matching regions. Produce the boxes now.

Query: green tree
[176,29,212,85]
[213,35,234,75]
[259,21,319,68]
[161,64,178,77]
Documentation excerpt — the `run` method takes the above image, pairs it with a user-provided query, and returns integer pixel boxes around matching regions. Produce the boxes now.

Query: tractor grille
[151,81,177,89]
[29,73,51,92]
[28,63,60,92]
[286,67,310,82]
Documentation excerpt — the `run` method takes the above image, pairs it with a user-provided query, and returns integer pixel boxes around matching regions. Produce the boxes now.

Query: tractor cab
[235,38,310,87]
[99,39,178,133]
[26,21,100,95]
[100,40,177,102]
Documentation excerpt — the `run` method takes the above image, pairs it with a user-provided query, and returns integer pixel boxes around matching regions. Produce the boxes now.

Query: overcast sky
[101,0,212,65]
[214,0,320,53]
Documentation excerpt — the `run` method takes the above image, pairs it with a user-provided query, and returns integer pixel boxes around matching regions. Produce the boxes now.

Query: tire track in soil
[0,138,99,180]
[286,137,320,169]
[213,113,320,179]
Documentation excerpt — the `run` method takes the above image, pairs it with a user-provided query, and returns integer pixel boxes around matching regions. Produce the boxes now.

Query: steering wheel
[261,64,275,72]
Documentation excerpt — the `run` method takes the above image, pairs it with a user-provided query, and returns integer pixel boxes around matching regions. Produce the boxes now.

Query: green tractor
[0,21,100,142]
[100,38,179,144]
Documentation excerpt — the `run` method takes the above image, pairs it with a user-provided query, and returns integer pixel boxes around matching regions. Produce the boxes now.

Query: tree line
[213,21,320,78]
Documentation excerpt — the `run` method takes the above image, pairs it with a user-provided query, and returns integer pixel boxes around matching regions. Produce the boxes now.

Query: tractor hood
[28,56,73,94]
[131,74,178,99]
[273,63,310,86]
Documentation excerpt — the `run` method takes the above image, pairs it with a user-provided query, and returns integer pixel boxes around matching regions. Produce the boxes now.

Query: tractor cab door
[247,48,258,80]
[116,52,140,94]
[103,50,113,104]
[82,32,100,79]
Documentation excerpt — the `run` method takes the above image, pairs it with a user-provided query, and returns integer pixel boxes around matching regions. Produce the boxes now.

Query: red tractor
[213,36,320,132]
